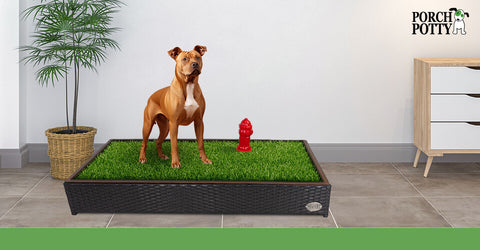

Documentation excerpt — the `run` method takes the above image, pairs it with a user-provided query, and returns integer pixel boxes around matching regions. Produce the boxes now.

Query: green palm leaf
[36,64,67,87]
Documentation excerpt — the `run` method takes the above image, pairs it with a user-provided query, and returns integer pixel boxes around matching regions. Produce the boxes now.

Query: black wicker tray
[64,139,331,217]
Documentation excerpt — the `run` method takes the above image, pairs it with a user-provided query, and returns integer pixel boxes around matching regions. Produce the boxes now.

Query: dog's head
[168,45,207,82]
[450,8,469,21]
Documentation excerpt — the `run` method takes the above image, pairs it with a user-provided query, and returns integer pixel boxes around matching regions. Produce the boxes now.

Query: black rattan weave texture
[65,182,331,216]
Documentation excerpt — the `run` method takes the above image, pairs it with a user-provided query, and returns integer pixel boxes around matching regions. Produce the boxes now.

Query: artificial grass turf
[75,140,322,182]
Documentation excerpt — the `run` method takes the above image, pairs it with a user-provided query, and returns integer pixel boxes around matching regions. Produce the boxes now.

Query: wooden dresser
[414,58,480,177]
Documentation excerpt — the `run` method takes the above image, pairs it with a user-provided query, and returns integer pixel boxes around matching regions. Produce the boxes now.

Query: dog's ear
[449,8,457,12]
[194,45,207,56]
[168,47,182,60]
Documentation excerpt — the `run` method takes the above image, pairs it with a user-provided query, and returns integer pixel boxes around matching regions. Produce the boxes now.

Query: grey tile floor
[1,162,480,228]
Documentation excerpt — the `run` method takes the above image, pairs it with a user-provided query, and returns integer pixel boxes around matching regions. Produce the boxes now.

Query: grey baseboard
[309,143,480,162]
[27,143,50,163]
[0,145,29,168]
[27,143,105,163]
[3,142,480,168]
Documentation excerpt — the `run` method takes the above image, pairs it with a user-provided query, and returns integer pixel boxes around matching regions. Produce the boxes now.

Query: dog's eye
[196,56,200,60]
[182,57,188,61]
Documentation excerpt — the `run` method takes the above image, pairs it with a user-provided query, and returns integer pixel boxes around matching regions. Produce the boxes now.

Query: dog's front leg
[194,119,212,164]
[169,121,181,168]
[139,118,154,163]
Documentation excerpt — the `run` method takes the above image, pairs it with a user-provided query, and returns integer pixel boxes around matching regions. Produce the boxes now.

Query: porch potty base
[64,139,331,217]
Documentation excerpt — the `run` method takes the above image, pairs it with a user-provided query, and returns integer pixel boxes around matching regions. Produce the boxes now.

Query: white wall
[20,0,480,144]
[0,0,20,149]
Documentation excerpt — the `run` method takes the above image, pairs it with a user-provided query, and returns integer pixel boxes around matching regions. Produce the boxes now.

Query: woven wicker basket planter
[64,139,331,216]
[45,126,97,180]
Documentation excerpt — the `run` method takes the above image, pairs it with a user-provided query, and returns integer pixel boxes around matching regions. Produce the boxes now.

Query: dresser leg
[424,156,434,178]
[413,148,421,168]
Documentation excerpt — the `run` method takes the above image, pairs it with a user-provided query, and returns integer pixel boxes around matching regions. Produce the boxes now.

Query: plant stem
[73,61,79,133]
[72,22,78,134]
[63,18,70,132]
[65,61,70,132]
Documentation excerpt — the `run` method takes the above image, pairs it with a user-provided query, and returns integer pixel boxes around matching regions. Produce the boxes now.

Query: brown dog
[139,45,211,168]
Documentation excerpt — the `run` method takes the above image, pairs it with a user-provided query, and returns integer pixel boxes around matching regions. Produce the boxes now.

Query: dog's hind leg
[139,117,155,163]
[156,114,170,159]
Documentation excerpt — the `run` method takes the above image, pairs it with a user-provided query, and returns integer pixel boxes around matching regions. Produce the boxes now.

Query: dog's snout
[192,62,199,68]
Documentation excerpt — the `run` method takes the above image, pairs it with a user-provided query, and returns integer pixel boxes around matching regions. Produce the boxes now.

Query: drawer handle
[466,94,480,98]
[467,67,480,70]
[467,122,480,126]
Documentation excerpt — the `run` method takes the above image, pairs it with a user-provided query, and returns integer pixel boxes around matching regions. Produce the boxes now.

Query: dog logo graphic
[450,8,469,35]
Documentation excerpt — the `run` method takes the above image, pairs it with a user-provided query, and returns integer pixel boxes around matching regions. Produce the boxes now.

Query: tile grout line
[391,163,455,228]
[332,195,424,199]
[334,195,480,199]
[0,174,49,221]
[420,195,480,198]
[329,208,339,228]
[106,214,115,228]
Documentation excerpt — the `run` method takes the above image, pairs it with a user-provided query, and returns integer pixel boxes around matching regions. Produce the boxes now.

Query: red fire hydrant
[237,118,253,152]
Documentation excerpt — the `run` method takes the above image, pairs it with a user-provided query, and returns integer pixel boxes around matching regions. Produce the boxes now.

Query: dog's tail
[465,12,470,17]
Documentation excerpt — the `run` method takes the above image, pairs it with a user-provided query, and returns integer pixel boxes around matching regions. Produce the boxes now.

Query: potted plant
[20,0,124,179]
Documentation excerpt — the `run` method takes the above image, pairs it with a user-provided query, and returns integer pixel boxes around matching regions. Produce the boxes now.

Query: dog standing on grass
[139,45,211,168]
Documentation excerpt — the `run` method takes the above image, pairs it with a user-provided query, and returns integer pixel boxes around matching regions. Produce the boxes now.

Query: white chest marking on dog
[184,83,199,118]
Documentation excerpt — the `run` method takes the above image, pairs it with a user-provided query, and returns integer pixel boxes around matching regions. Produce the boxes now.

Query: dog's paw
[158,153,169,160]
[171,161,181,168]
[139,157,147,164]
[201,158,212,164]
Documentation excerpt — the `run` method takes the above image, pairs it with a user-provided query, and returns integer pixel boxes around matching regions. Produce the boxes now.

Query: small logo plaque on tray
[305,202,322,212]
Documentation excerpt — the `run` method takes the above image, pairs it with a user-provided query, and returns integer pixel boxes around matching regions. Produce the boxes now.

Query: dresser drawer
[431,95,480,121]
[431,67,480,93]
[431,122,480,149]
